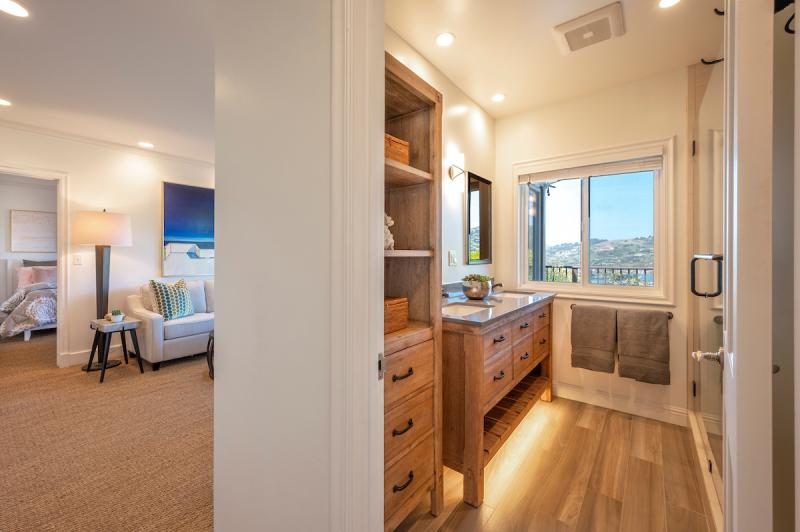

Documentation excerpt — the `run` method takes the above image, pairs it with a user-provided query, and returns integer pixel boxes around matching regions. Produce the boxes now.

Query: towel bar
[569,303,673,320]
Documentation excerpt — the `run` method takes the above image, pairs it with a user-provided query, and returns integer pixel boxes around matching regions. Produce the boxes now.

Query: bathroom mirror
[466,172,492,264]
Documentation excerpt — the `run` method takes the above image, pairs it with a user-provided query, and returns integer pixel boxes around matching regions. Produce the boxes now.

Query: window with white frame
[517,148,669,298]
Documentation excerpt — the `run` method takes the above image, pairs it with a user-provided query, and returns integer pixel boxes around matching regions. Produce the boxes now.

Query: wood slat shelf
[384,249,433,258]
[385,158,433,188]
[384,321,433,356]
[483,373,550,466]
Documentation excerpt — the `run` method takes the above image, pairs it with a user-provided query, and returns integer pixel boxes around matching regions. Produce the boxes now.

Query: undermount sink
[442,304,491,317]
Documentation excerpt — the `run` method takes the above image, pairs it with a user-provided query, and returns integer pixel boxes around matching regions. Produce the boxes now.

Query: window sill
[515,282,675,308]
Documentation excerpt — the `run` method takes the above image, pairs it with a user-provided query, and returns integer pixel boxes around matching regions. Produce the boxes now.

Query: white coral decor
[384,213,395,250]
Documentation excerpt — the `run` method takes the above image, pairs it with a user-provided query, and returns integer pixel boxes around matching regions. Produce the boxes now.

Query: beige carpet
[0,331,213,531]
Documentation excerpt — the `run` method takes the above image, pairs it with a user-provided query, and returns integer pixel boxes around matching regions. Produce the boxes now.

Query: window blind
[518,155,663,184]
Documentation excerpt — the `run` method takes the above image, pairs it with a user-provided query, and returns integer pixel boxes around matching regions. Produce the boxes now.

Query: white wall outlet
[448,250,457,267]
[72,255,82,266]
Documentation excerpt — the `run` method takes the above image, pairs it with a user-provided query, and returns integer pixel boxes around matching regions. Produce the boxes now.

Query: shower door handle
[692,347,724,367]
[690,254,723,298]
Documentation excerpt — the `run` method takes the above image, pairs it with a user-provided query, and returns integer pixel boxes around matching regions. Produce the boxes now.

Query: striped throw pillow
[149,279,194,321]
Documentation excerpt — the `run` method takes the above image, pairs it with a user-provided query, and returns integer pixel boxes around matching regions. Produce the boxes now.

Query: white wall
[495,68,691,424]
[215,1,332,530]
[385,26,496,284]
[0,124,214,362]
[0,173,57,300]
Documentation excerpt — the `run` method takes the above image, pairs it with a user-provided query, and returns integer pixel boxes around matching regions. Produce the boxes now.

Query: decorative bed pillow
[23,259,57,267]
[32,266,57,284]
[149,279,194,321]
[16,267,35,288]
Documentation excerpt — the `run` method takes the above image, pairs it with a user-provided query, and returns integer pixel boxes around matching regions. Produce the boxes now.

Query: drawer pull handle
[392,367,414,382]
[493,370,506,381]
[393,471,414,492]
[539,313,547,319]
[493,335,507,344]
[519,322,530,329]
[520,352,530,360]
[539,339,547,345]
[392,418,414,437]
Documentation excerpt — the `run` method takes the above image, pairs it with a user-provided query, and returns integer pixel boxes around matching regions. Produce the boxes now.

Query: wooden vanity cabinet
[442,300,553,507]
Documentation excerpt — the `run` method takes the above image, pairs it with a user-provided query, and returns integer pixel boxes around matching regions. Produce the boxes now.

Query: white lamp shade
[73,211,133,247]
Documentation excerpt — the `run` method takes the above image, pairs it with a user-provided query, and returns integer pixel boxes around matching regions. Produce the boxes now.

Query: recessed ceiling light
[0,98,11,107]
[658,0,680,8]
[0,0,29,17]
[137,141,154,149]
[435,32,455,47]
[491,93,506,103]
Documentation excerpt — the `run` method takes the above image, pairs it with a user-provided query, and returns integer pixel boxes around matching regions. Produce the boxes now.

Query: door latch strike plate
[378,352,385,380]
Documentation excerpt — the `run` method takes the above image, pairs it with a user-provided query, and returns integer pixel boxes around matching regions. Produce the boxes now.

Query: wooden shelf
[483,373,550,466]
[384,321,433,356]
[385,158,432,188]
[384,249,433,258]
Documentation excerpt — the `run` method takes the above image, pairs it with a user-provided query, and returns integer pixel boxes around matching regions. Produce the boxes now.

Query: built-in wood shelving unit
[383,51,443,531]
[483,373,550,466]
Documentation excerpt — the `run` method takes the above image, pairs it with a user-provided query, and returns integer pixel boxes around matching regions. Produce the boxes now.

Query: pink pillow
[16,267,35,288]
[32,266,57,284]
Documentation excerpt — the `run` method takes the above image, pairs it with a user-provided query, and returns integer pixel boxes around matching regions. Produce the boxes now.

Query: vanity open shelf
[483,372,550,466]
[384,320,433,356]
[385,158,433,188]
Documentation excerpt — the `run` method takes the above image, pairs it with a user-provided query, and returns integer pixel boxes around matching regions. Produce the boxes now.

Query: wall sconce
[448,165,465,180]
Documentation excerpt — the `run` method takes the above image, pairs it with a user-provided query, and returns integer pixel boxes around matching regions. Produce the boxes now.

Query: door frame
[330,0,385,530]
[0,164,69,365]
[723,0,774,529]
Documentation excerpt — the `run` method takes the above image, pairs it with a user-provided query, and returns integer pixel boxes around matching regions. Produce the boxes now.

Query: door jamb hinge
[378,352,385,380]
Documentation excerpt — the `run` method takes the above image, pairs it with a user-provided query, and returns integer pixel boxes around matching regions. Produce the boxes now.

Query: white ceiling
[0,0,213,162]
[386,0,724,118]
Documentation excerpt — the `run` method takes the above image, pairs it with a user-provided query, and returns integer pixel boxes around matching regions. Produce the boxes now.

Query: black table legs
[129,329,144,374]
[85,328,144,383]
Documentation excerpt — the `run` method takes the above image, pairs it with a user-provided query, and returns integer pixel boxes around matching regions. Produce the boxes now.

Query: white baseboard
[554,381,688,427]
[58,343,125,368]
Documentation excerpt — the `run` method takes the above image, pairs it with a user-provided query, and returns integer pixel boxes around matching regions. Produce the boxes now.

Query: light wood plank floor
[396,398,711,532]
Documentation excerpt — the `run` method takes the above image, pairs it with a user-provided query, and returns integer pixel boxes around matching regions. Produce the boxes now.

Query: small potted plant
[108,309,125,323]
[462,274,492,300]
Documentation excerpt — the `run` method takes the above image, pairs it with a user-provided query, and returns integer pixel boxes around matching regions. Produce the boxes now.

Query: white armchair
[126,279,214,370]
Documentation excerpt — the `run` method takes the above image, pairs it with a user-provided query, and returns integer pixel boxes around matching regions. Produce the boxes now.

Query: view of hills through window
[528,171,655,287]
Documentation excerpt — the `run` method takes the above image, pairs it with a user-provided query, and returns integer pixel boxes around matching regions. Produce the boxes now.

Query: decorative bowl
[462,280,492,300]
[109,313,124,323]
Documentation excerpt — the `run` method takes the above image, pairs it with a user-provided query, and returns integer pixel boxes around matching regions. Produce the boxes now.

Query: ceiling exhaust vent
[553,2,625,55]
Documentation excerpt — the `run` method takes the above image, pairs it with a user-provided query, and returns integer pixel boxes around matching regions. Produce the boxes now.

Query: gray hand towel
[571,305,617,373]
[617,309,670,385]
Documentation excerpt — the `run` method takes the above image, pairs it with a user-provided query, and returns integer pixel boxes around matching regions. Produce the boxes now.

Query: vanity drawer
[533,305,551,331]
[512,313,535,343]
[534,325,550,358]
[513,336,535,380]
[385,340,434,411]
[385,387,434,463]
[384,436,434,520]
[483,348,514,409]
[482,325,513,360]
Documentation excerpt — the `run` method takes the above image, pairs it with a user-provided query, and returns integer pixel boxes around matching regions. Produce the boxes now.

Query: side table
[85,318,144,383]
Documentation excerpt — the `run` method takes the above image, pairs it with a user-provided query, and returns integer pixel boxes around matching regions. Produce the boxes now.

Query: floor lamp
[73,210,132,371]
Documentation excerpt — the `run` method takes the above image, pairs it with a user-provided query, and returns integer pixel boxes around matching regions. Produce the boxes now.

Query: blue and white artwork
[163,182,215,276]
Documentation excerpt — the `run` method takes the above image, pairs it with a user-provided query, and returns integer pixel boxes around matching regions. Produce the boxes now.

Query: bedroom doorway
[0,165,68,365]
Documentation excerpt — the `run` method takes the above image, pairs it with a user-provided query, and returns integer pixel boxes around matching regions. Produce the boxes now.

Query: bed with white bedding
[0,259,57,341]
